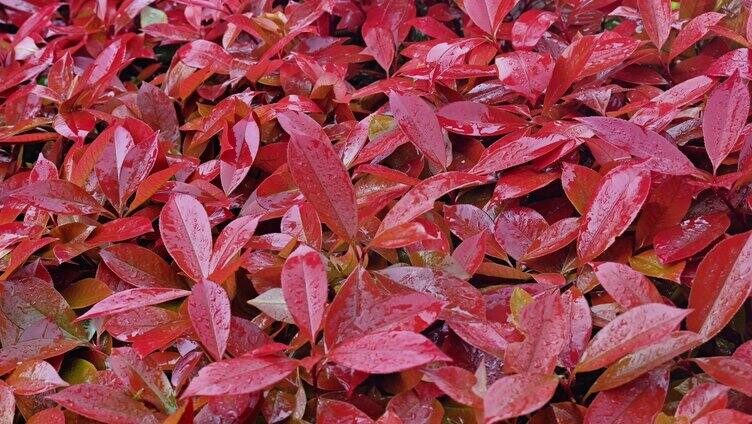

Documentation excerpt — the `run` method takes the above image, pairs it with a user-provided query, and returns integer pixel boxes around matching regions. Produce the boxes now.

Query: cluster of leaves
[2,0,752,422]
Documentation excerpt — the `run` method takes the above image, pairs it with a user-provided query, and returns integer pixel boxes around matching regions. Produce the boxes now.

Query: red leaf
[188,279,231,361]
[219,118,260,195]
[576,303,690,372]
[693,356,752,397]
[495,51,554,103]
[668,12,725,60]
[423,366,481,407]
[560,162,602,215]
[6,359,67,395]
[463,0,516,37]
[590,331,702,392]
[377,172,487,235]
[542,35,596,112]
[560,287,592,369]
[577,164,651,263]
[328,331,451,373]
[703,73,749,172]
[389,92,451,168]
[577,117,695,175]
[675,383,729,420]
[492,168,558,202]
[654,213,730,263]
[95,125,158,211]
[523,217,580,261]
[182,355,297,397]
[493,206,548,260]
[48,384,158,424]
[77,288,190,321]
[318,399,375,424]
[361,0,415,71]
[100,243,181,289]
[281,245,328,343]
[512,10,557,50]
[209,215,259,275]
[584,367,669,424]
[159,194,212,281]
[279,111,358,241]
[107,347,176,413]
[7,180,103,215]
[483,373,558,423]
[694,410,752,424]
[324,267,443,348]
[471,134,566,175]
[436,101,527,137]
[637,0,672,49]
[505,291,567,374]
[592,262,663,309]
[687,231,752,340]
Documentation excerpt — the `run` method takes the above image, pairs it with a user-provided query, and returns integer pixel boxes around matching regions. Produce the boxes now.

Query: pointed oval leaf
[281,245,328,343]
[389,92,451,168]
[77,288,190,321]
[328,331,451,374]
[577,303,690,372]
[484,373,558,423]
[183,355,297,398]
[188,279,231,361]
[48,384,158,424]
[159,194,212,281]
[279,111,358,241]
[100,243,180,289]
[592,262,663,309]
[703,73,750,172]
[654,213,730,263]
[8,180,104,215]
[584,368,669,424]
[577,164,651,263]
[687,231,752,340]
[377,172,487,235]
[590,331,702,392]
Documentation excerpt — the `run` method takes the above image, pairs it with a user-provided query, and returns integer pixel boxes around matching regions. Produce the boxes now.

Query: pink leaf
[77,288,190,321]
[703,72,749,172]
[188,279,231,361]
[181,355,297,397]
[483,373,558,423]
[281,245,328,343]
[576,303,690,372]
[159,193,212,281]
[328,331,451,373]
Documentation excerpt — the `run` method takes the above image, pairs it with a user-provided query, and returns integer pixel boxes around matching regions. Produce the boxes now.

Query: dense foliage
[1,0,752,422]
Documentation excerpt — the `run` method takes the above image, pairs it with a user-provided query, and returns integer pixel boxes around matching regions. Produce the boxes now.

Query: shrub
[0,0,751,422]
